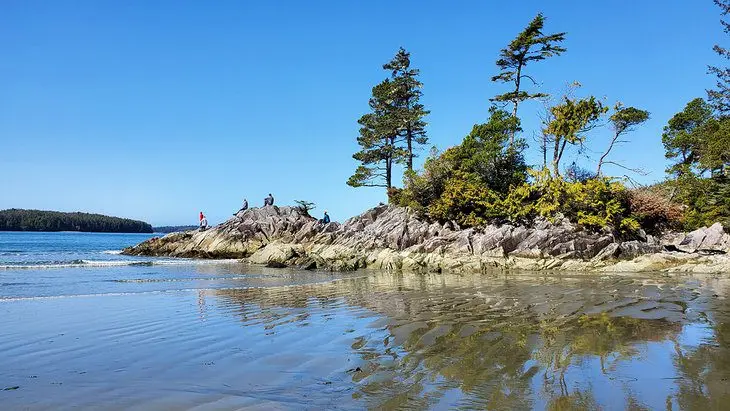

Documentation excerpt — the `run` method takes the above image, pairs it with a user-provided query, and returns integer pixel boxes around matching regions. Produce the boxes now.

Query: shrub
[627,188,684,233]
[428,172,503,227]
[501,170,638,233]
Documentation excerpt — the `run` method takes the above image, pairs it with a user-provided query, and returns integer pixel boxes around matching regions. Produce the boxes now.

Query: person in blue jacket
[320,210,330,224]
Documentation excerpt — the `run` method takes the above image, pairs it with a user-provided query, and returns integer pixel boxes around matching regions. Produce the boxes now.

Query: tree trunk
[541,133,548,169]
[386,156,392,189]
[510,63,523,146]
[406,125,413,171]
[596,131,619,176]
[552,136,561,176]
[553,137,569,177]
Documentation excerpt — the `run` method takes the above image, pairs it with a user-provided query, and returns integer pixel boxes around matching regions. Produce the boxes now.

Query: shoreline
[123,205,730,275]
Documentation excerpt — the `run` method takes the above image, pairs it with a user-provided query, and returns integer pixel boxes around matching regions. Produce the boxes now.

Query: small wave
[108,275,257,283]
[102,250,122,255]
[0,258,242,270]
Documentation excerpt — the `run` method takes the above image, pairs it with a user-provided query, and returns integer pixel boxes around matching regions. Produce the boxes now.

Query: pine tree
[708,0,730,113]
[347,79,405,189]
[491,13,566,144]
[383,48,429,171]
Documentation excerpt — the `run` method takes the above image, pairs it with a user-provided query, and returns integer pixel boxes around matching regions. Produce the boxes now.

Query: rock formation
[123,205,730,274]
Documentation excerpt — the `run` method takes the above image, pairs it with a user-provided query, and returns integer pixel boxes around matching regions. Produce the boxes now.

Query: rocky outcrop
[123,205,730,274]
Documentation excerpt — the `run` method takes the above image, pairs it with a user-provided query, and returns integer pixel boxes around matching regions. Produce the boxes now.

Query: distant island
[0,209,153,233]
[153,225,197,233]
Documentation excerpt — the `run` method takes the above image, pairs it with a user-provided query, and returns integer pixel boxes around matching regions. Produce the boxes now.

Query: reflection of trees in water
[672,289,730,410]
[213,272,717,409]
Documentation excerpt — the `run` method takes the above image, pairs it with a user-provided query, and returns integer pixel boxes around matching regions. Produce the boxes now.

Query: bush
[428,172,503,227]
[627,188,684,233]
[500,170,638,233]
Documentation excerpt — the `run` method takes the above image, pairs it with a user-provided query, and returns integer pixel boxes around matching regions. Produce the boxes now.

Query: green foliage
[708,0,730,113]
[661,96,730,229]
[546,95,608,176]
[662,98,715,176]
[491,13,567,125]
[610,105,650,135]
[428,172,503,227]
[663,174,730,230]
[383,47,430,170]
[393,147,455,214]
[500,170,637,232]
[0,209,153,233]
[348,78,404,188]
[453,107,528,193]
[349,48,429,189]
[294,200,316,215]
[395,107,528,218]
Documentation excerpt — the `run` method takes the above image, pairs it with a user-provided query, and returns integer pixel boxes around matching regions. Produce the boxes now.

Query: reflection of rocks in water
[212,272,728,409]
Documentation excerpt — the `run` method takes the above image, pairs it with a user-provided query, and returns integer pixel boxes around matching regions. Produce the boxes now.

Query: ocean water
[0,232,354,299]
[2,232,730,409]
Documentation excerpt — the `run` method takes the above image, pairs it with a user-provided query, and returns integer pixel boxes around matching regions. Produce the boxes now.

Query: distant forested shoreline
[0,209,153,233]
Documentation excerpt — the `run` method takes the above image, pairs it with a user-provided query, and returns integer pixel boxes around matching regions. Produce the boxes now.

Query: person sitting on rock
[319,210,330,224]
[234,199,248,215]
[264,193,274,206]
[199,213,208,231]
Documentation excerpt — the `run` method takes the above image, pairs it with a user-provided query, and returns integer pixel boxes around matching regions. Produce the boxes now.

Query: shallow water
[1,233,730,409]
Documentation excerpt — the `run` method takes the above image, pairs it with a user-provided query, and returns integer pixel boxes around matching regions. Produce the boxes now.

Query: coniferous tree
[708,0,730,113]
[348,79,404,189]
[383,48,429,171]
[662,98,714,177]
[491,13,566,144]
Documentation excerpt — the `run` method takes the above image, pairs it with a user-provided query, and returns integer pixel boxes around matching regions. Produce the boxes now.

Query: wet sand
[2,271,730,409]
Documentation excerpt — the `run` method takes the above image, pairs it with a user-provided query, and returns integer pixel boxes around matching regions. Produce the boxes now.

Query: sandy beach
[3,269,730,409]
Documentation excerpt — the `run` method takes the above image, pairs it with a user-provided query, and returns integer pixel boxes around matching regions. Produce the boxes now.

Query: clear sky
[0,1,722,226]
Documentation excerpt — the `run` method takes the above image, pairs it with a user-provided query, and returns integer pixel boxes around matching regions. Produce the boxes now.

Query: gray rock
[121,205,730,274]
[698,223,728,253]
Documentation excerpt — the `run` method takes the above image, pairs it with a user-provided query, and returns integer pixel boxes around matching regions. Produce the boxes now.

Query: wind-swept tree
[545,96,607,176]
[348,79,404,189]
[708,0,730,113]
[596,104,650,176]
[491,13,566,144]
[383,48,429,171]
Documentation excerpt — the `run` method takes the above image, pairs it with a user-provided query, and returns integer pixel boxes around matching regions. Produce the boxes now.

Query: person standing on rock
[264,193,274,206]
[234,199,248,215]
[199,213,208,231]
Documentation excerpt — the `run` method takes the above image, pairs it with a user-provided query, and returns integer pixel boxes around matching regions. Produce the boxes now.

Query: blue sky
[0,1,722,226]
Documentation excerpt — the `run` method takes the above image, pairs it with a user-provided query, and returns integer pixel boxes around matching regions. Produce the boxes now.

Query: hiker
[199,212,208,231]
[234,199,248,215]
[319,210,330,224]
[264,193,274,206]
